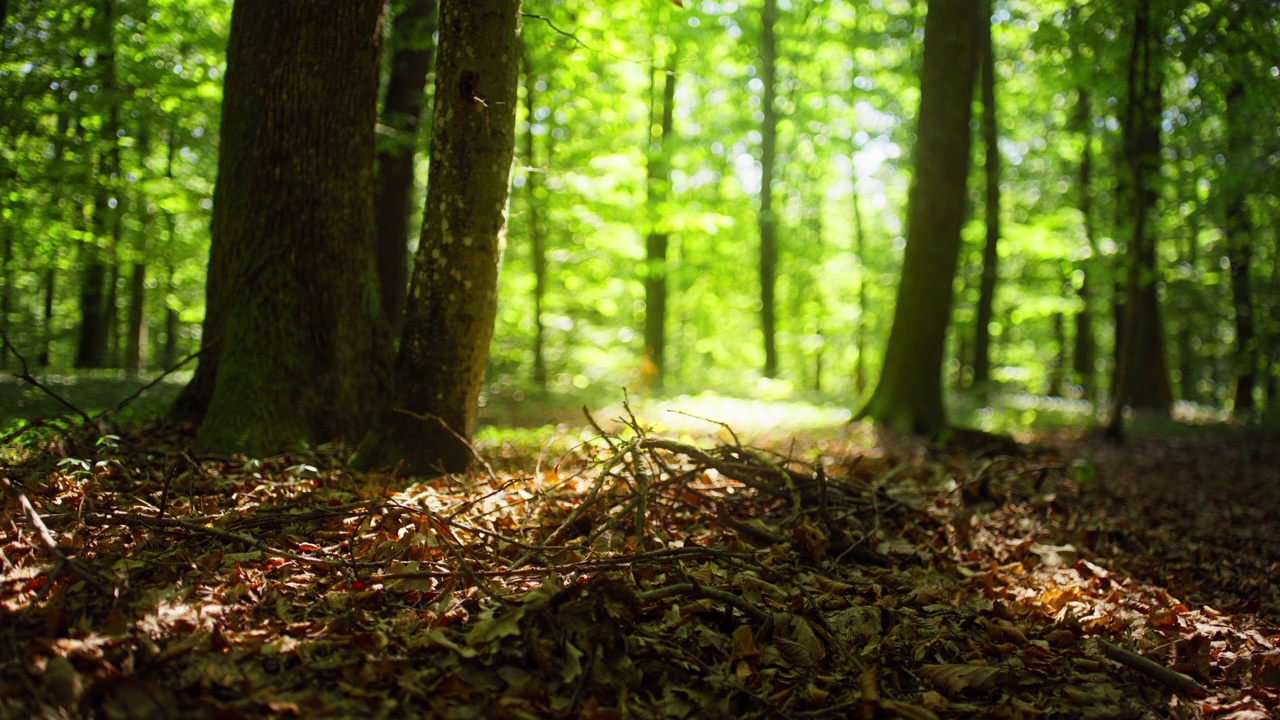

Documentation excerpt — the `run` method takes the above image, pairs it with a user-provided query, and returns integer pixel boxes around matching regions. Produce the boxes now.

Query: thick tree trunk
[375,0,438,340]
[190,0,391,454]
[644,49,677,391]
[858,0,979,436]
[759,0,779,379]
[522,52,549,387]
[353,0,521,476]
[971,0,1000,387]
[1072,88,1096,397]
[1108,0,1172,436]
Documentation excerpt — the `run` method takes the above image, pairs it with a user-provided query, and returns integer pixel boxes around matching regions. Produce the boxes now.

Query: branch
[1100,639,1208,696]
[0,325,91,424]
[1,477,114,596]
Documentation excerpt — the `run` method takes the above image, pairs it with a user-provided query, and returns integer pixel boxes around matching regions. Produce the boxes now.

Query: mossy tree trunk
[189,0,391,455]
[858,0,979,436]
[375,0,438,340]
[353,0,521,476]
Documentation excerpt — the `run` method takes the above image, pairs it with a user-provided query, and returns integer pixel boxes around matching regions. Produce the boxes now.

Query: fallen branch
[638,581,770,625]
[1100,639,1207,696]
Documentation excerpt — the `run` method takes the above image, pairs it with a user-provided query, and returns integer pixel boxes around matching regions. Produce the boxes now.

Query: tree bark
[353,0,521,476]
[38,268,54,368]
[0,226,12,370]
[1224,79,1256,414]
[75,0,120,369]
[189,0,391,454]
[124,121,151,376]
[1072,88,1096,397]
[1108,0,1172,436]
[375,0,438,340]
[523,49,548,387]
[644,48,677,391]
[759,0,779,379]
[858,0,979,436]
[971,0,1000,387]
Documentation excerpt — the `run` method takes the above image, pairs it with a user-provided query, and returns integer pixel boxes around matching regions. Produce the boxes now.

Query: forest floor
[2,382,1279,719]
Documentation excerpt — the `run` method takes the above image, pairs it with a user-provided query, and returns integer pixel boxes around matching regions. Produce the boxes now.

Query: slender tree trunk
[0,226,12,370]
[1049,311,1065,397]
[858,0,979,435]
[1176,186,1200,403]
[353,0,521,476]
[522,50,548,387]
[1224,80,1257,414]
[125,121,152,376]
[190,0,392,454]
[375,0,438,339]
[1108,0,1172,437]
[39,268,54,368]
[1072,88,1096,398]
[644,48,677,391]
[163,264,178,368]
[852,171,868,393]
[76,0,122,369]
[759,0,779,378]
[971,0,1000,387]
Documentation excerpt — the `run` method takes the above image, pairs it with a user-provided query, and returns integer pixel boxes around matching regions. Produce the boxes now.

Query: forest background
[1,0,1279,444]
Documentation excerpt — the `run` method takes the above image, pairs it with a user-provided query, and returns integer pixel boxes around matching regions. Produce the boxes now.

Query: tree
[858,0,979,435]
[643,47,677,390]
[183,0,391,454]
[758,0,780,379]
[971,0,1000,387]
[353,0,521,476]
[521,47,549,387]
[1108,0,1172,435]
[375,0,438,340]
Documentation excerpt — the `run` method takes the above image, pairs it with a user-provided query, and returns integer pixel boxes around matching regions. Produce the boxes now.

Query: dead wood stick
[638,582,770,624]
[1,478,114,595]
[721,515,893,567]
[1100,639,1207,696]
[84,511,359,570]
[641,438,790,499]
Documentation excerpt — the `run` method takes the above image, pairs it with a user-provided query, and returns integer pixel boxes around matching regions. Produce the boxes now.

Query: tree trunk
[1224,79,1256,414]
[759,0,779,378]
[858,0,979,436]
[1072,88,1096,398]
[38,268,54,367]
[190,0,391,454]
[375,0,438,340]
[75,1,121,369]
[353,0,521,476]
[644,48,677,391]
[1108,0,1172,436]
[852,172,868,394]
[971,0,1000,387]
[522,50,549,387]
[124,121,152,376]
[163,264,178,369]
[0,226,12,370]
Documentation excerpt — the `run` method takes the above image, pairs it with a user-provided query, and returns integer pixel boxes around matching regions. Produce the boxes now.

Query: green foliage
[3,0,1278,431]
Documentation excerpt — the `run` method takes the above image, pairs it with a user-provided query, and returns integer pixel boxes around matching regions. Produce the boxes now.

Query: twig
[638,582,770,625]
[1100,639,1207,696]
[0,326,91,425]
[83,511,361,571]
[641,438,790,500]
[391,408,499,480]
[1,477,114,596]
[797,581,865,672]
[96,347,203,420]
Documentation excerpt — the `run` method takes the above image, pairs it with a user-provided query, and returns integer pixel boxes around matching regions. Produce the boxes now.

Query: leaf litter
[2,408,1278,719]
